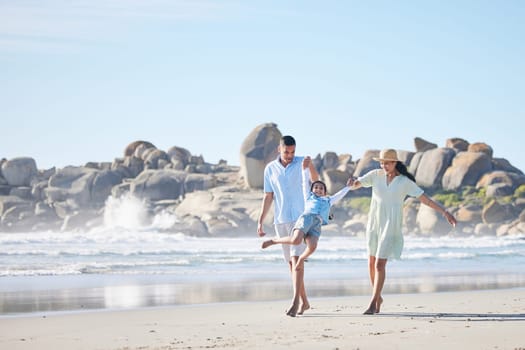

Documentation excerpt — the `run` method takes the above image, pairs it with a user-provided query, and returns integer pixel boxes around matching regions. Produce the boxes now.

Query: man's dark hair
[281,135,296,146]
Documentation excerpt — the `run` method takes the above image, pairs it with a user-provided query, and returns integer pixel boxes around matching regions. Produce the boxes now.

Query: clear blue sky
[2,1,524,172]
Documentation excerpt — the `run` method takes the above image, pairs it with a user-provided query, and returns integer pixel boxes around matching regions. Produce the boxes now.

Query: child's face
[312,183,326,196]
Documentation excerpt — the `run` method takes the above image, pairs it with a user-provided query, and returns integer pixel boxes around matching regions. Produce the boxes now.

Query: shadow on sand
[302,311,525,321]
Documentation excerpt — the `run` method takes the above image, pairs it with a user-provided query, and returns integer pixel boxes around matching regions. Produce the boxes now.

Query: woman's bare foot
[297,302,310,315]
[375,297,383,314]
[363,301,376,315]
[261,240,274,249]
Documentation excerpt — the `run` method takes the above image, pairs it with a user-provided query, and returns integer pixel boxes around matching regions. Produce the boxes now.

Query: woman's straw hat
[373,149,399,162]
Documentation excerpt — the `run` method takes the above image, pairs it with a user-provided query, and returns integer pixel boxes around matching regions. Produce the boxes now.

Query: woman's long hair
[395,161,416,182]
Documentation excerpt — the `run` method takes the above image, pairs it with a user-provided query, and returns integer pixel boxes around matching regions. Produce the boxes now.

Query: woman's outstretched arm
[418,194,457,227]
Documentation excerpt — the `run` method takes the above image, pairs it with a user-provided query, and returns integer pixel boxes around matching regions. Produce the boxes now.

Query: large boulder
[414,137,437,152]
[122,156,144,178]
[353,150,380,177]
[416,204,454,235]
[91,170,124,203]
[468,142,493,158]
[46,166,98,207]
[408,152,423,177]
[491,158,523,175]
[167,146,192,169]
[1,157,38,186]
[476,170,525,191]
[322,169,351,195]
[396,150,415,167]
[445,137,469,152]
[130,169,186,201]
[321,151,339,170]
[336,153,354,173]
[442,151,493,191]
[456,204,482,223]
[174,185,262,236]
[124,140,156,157]
[0,195,32,216]
[239,123,281,189]
[482,200,516,224]
[144,149,170,170]
[184,173,216,193]
[415,148,455,190]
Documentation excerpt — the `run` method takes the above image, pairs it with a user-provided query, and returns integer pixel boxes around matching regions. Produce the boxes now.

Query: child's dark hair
[395,162,416,182]
[310,180,327,193]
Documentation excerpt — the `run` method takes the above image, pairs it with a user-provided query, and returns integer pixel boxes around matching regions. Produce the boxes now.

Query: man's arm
[257,192,274,237]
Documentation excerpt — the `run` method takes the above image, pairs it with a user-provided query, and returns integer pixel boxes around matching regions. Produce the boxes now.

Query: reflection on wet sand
[1,273,524,316]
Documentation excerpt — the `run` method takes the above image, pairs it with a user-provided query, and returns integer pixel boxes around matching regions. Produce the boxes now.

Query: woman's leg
[364,257,387,315]
[368,256,376,286]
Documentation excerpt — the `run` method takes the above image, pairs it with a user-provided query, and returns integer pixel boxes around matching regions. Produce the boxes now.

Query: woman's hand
[443,211,457,227]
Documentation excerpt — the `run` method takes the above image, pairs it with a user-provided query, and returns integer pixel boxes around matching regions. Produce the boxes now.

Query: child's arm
[302,168,311,201]
[329,185,350,206]
[303,156,319,182]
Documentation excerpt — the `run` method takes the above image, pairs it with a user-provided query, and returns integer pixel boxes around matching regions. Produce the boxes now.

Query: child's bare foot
[297,302,310,315]
[261,240,274,249]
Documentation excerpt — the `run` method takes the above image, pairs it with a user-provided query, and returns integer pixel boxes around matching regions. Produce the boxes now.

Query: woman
[349,149,456,315]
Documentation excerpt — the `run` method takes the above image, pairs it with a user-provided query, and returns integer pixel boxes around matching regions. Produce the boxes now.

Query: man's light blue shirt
[263,155,306,224]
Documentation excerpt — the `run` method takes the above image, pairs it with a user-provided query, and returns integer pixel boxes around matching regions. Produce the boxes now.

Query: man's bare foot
[375,297,383,314]
[297,302,310,315]
[261,240,274,249]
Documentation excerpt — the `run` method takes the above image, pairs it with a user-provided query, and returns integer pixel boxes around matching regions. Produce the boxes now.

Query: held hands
[302,156,311,170]
[346,177,357,188]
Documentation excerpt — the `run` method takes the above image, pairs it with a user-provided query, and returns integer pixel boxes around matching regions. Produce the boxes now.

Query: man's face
[279,144,296,167]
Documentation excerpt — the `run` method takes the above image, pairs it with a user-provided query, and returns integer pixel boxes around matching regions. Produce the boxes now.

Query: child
[261,159,352,316]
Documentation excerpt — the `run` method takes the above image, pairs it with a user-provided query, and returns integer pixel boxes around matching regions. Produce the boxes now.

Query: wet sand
[0,288,524,349]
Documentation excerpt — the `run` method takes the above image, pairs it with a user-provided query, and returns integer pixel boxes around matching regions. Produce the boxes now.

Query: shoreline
[0,288,523,349]
[2,271,525,317]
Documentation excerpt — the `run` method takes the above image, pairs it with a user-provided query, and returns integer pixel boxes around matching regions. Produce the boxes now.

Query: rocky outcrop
[1,123,524,238]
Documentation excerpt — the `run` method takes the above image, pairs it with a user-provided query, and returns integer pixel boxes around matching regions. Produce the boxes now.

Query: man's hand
[257,222,266,237]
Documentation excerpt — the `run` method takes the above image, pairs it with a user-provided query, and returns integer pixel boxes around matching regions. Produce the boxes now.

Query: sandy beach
[0,288,523,350]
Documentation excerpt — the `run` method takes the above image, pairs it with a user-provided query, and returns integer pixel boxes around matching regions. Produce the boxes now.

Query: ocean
[1,196,524,316]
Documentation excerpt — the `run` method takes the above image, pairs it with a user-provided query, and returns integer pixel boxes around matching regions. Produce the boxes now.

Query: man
[257,135,319,316]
